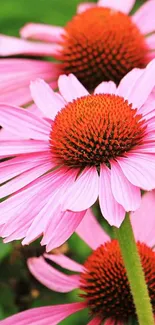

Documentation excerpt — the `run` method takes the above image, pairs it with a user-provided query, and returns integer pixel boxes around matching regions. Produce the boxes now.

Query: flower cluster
[0,0,155,324]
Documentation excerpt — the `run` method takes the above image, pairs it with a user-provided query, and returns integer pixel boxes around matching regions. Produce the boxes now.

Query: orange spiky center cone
[57,7,148,90]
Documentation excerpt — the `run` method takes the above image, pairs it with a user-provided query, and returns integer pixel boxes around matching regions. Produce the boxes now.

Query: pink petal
[146,34,155,50]
[117,153,155,190]
[87,317,101,325]
[20,23,64,42]
[77,2,97,14]
[63,167,99,211]
[0,140,49,156]
[0,162,52,198]
[0,35,62,56]
[22,168,77,245]
[41,210,86,252]
[99,164,125,227]
[111,161,141,211]
[0,303,85,325]
[123,59,155,109]
[27,256,80,292]
[76,209,110,249]
[94,81,117,95]
[30,79,66,120]
[132,0,155,34]
[131,190,155,247]
[98,0,135,14]
[0,104,50,139]
[117,67,144,100]
[58,74,89,102]
[0,59,60,106]
[44,253,84,273]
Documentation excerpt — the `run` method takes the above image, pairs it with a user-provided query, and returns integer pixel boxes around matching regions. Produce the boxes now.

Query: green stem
[114,214,154,325]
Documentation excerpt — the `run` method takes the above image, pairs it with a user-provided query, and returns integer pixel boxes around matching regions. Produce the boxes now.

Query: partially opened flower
[0,61,155,250]
[0,0,155,105]
[2,191,155,325]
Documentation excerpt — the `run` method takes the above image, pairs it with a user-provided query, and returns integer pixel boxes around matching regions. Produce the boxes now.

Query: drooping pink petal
[22,168,77,245]
[0,59,60,106]
[0,104,50,139]
[63,167,99,212]
[20,23,64,42]
[122,59,155,109]
[41,209,86,252]
[58,74,89,102]
[146,34,155,51]
[44,253,84,273]
[99,164,125,227]
[0,140,49,156]
[111,160,141,211]
[87,317,101,325]
[132,0,155,34]
[77,2,97,14]
[0,162,53,198]
[117,67,144,100]
[27,256,80,292]
[130,190,155,247]
[94,81,117,95]
[117,153,155,190]
[98,0,135,14]
[0,303,86,325]
[76,209,110,249]
[0,35,62,56]
[30,79,66,120]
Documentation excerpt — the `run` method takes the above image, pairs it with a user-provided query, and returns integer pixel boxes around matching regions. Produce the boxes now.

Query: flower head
[1,191,155,325]
[0,60,155,250]
[0,0,155,105]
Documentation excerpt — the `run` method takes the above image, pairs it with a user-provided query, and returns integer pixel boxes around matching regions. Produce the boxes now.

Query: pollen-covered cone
[0,0,155,106]
[1,191,155,324]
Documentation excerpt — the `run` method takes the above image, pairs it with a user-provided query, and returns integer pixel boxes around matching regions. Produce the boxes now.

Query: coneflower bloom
[0,61,155,250]
[2,191,155,325]
[0,0,155,105]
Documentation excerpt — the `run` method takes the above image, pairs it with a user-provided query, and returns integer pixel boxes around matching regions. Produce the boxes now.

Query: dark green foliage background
[0,0,143,323]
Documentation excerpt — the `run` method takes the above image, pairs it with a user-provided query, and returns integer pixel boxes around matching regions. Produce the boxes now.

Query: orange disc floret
[57,7,148,90]
[80,241,155,322]
[50,94,146,168]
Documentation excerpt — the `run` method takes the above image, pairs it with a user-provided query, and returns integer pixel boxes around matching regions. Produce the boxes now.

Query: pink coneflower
[2,191,155,325]
[0,61,155,250]
[0,0,155,105]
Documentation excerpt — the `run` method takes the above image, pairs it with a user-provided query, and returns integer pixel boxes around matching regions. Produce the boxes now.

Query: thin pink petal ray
[30,79,66,120]
[94,81,117,95]
[0,302,86,325]
[131,190,155,247]
[58,73,89,102]
[0,104,50,139]
[132,0,155,34]
[117,67,144,101]
[44,253,84,273]
[42,209,86,252]
[117,153,155,190]
[27,256,80,292]
[76,209,110,250]
[146,34,155,51]
[0,140,50,156]
[87,317,101,325]
[111,160,141,211]
[0,34,62,56]
[77,2,97,14]
[98,0,135,14]
[123,59,155,109]
[63,167,99,212]
[99,164,125,227]
[0,162,53,198]
[20,23,64,42]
